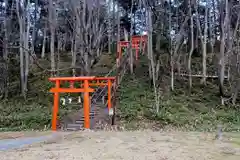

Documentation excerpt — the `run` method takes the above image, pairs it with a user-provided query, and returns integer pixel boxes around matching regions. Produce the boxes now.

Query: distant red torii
[117,35,148,63]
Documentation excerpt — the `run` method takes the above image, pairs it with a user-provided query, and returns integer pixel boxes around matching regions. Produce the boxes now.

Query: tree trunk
[147,8,160,112]
[219,0,228,97]
[202,6,208,85]
[3,0,9,98]
[169,2,174,90]
[71,34,76,76]
[31,0,38,56]
[16,0,26,98]
[49,0,56,75]
[129,0,134,74]
[41,23,47,58]
[24,0,31,97]
[57,37,60,76]
[108,0,112,54]
[188,0,194,90]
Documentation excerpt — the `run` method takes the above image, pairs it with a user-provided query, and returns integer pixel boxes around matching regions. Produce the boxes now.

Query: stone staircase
[62,87,112,131]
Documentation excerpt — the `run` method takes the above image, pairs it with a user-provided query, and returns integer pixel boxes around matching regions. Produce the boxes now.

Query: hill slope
[0,53,239,132]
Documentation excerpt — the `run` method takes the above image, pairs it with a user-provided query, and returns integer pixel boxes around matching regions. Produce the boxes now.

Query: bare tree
[169,2,174,91]
[129,0,134,74]
[108,0,112,54]
[16,0,31,98]
[49,0,56,75]
[202,5,208,85]
[2,0,9,98]
[218,0,228,99]
[188,0,194,90]
[41,23,47,58]
[69,0,107,75]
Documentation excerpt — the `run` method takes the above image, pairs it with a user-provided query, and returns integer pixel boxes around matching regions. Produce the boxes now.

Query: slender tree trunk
[209,6,214,62]
[112,0,116,42]
[156,34,161,52]
[117,5,120,47]
[124,28,128,41]
[108,0,112,54]
[31,0,38,56]
[57,37,60,76]
[3,0,9,98]
[202,6,208,85]
[63,33,67,52]
[41,23,47,58]
[16,0,26,98]
[188,0,194,90]
[169,2,174,90]
[219,0,228,97]
[71,34,76,76]
[129,0,134,74]
[24,0,31,97]
[148,9,160,112]
[49,0,56,75]
[212,0,217,42]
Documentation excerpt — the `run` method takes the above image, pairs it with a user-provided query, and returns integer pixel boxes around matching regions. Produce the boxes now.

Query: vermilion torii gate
[49,76,115,131]
[117,35,148,63]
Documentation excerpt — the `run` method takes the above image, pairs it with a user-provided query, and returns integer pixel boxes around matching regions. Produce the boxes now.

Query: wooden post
[52,80,60,131]
[83,79,90,129]
[107,80,112,110]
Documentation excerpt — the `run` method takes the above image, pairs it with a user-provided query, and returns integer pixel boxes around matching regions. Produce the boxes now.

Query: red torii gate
[117,35,148,63]
[131,35,148,44]
[49,76,115,131]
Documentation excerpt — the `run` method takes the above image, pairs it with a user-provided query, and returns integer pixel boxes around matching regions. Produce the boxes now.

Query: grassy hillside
[118,56,240,132]
[0,53,239,132]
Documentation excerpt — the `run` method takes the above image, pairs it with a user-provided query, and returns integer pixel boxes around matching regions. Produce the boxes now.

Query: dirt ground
[0,130,240,160]
[0,131,53,140]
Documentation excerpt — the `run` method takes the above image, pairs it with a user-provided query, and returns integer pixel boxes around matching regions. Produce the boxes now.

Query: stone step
[75,120,84,124]
[66,123,84,131]
[75,116,95,123]
[66,128,78,131]
[67,123,83,127]
[75,118,97,123]
[62,104,111,131]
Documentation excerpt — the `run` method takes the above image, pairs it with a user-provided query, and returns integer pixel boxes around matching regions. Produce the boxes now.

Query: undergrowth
[0,52,239,132]
[118,57,240,132]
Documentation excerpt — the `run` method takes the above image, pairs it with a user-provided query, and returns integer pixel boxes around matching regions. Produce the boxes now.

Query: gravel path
[0,130,239,160]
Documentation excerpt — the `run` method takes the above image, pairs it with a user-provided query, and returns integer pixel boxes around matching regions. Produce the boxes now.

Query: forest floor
[0,130,240,160]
